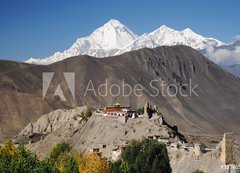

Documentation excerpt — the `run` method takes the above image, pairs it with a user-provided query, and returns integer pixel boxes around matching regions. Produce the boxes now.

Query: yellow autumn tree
[0,139,16,159]
[77,152,109,173]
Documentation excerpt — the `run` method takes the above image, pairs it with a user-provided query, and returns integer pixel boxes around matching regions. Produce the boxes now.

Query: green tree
[111,139,171,173]
[50,141,71,160]
[57,153,79,173]
[0,141,59,173]
[120,161,131,173]
[110,160,122,173]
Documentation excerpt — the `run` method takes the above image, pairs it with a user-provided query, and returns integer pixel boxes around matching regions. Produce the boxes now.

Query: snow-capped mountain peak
[104,19,126,28]
[118,25,225,54]
[88,19,138,49]
[26,20,226,65]
[182,28,194,33]
[26,19,138,64]
[156,25,173,31]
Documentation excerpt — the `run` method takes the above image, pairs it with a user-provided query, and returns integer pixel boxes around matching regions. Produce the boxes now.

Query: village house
[97,102,137,123]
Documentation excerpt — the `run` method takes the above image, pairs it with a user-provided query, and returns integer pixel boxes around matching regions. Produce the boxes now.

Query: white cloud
[233,35,240,41]
[205,46,240,65]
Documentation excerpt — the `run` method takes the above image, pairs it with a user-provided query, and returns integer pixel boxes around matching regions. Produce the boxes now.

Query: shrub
[200,143,207,150]
[136,107,144,115]
[80,108,93,120]
[85,108,93,118]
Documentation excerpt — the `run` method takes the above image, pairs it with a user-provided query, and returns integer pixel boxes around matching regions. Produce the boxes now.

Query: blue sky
[0,0,239,61]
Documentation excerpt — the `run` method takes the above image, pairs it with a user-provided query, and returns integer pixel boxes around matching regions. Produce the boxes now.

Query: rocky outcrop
[13,106,87,143]
[21,105,183,159]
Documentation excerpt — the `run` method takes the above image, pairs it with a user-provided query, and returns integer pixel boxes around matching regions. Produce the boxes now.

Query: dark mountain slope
[0,46,240,141]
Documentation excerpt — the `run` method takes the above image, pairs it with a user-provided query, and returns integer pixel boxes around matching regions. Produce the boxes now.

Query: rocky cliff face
[16,107,86,136]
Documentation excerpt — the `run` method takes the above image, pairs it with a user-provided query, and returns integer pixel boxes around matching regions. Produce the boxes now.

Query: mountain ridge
[26,19,225,65]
